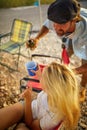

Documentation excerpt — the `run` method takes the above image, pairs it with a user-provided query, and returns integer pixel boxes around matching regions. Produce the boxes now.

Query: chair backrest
[10,19,32,43]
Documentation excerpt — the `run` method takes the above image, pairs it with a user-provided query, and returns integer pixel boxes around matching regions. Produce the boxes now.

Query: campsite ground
[0,2,87,130]
[0,31,87,129]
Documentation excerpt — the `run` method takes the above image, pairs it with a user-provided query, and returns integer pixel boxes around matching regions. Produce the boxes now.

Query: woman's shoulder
[36,91,48,109]
[37,91,47,99]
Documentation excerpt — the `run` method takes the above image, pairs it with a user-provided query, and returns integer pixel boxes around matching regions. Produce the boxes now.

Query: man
[27,0,87,101]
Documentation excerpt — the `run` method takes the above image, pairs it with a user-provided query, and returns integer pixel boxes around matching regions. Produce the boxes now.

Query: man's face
[53,21,73,36]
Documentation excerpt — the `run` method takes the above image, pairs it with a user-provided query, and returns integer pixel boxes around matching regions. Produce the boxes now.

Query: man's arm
[35,25,49,40]
[35,19,50,40]
[74,63,87,74]
[26,25,49,50]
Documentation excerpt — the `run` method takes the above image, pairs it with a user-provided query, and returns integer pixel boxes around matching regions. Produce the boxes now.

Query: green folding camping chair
[0,18,32,71]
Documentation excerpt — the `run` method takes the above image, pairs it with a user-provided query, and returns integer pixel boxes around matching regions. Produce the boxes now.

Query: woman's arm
[0,102,24,130]
[30,119,41,130]
[21,88,33,127]
[21,88,41,130]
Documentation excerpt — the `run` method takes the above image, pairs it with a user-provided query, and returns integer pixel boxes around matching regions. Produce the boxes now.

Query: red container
[39,64,46,72]
[27,64,46,90]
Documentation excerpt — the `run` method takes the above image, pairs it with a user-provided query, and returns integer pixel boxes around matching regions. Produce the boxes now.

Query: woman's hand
[20,87,32,101]
[31,64,42,80]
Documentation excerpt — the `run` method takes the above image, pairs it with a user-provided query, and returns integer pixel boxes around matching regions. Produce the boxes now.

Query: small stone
[80,122,87,128]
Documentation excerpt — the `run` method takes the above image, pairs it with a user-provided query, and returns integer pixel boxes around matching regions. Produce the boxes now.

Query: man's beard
[56,29,65,36]
[56,29,73,37]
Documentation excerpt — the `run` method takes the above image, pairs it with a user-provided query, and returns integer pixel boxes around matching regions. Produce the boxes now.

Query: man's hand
[73,63,87,74]
[26,38,39,50]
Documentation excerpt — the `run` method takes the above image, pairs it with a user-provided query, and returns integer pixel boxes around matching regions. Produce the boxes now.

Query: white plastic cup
[25,61,38,76]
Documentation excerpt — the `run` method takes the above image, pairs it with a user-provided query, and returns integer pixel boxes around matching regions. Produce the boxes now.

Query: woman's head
[40,62,80,129]
[41,62,78,97]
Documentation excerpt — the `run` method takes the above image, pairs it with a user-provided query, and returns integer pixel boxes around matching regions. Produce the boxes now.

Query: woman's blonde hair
[41,62,80,130]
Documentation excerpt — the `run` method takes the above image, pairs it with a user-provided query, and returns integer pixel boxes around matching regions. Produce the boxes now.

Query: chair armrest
[20,77,41,93]
[31,54,62,62]
[0,32,11,39]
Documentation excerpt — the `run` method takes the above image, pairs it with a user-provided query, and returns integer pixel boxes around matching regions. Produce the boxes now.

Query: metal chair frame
[0,18,32,71]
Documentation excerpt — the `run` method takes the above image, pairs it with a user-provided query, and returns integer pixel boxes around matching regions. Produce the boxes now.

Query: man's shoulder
[43,19,53,29]
[80,8,87,18]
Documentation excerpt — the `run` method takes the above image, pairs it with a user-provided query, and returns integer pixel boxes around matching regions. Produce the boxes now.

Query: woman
[0,62,80,130]
[22,62,80,130]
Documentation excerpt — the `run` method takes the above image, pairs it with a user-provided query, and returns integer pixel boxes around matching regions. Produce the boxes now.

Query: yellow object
[0,19,32,70]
